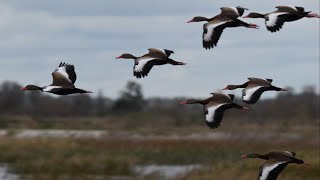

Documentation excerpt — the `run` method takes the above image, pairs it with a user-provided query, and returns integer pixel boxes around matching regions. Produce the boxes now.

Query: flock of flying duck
[20,5,318,180]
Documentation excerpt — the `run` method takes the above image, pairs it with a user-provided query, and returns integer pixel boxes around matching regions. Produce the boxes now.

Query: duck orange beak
[115,55,123,59]
[180,101,188,105]
[21,87,27,91]
[222,87,228,90]
[306,13,320,18]
[187,19,194,23]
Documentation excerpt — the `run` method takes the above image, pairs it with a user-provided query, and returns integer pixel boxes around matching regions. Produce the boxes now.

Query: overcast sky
[0,0,319,98]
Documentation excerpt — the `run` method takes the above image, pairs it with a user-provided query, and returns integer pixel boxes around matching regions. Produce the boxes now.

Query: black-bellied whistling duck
[187,6,259,49]
[116,48,186,79]
[180,93,249,129]
[21,62,92,95]
[241,151,309,180]
[243,6,320,32]
[223,77,287,104]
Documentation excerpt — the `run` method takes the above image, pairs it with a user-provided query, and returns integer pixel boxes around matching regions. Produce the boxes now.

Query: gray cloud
[0,0,318,98]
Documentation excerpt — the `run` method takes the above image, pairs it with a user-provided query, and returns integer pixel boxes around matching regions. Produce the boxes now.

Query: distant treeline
[0,81,319,122]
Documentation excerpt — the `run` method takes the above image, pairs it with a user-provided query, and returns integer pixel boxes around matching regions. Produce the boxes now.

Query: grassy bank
[0,114,317,131]
[0,129,318,180]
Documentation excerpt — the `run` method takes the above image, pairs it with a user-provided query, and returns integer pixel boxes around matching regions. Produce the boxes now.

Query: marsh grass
[0,131,318,180]
[0,119,318,179]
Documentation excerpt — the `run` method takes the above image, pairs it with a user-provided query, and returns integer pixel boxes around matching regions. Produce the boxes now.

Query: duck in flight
[222,77,287,104]
[21,62,92,95]
[243,6,320,32]
[187,6,259,49]
[180,93,249,129]
[116,48,186,79]
[241,151,309,180]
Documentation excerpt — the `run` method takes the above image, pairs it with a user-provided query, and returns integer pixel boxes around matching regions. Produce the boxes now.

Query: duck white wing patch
[230,7,239,15]
[288,6,298,11]
[134,58,155,72]
[43,86,63,92]
[55,66,71,82]
[259,162,286,180]
[242,86,264,101]
[203,22,226,42]
[148,48,168,58]
[265,13,288,27]
[205,103,226,123]
[283,151,294,156]
[156,48,166,56]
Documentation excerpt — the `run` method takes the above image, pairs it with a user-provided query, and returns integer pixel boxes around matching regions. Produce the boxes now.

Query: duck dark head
[223,85,240,90]
[180,99,202,104]
[116,53,137,59]
[241,153,261,158]
[187,16,210,23]
[21,85,43,91]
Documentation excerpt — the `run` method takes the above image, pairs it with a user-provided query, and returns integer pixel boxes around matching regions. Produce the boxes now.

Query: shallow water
[134,164,202,179]
[0,165,19,180]
[0,164,201,180]
[0,130,106,138]
[0,129,304,141]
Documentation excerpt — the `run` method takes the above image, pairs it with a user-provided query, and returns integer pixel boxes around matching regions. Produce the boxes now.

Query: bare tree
[112,81,145,112]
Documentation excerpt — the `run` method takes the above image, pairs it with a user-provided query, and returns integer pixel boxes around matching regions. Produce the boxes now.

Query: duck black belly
[48,88,87,95]
[285,13,306,22]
